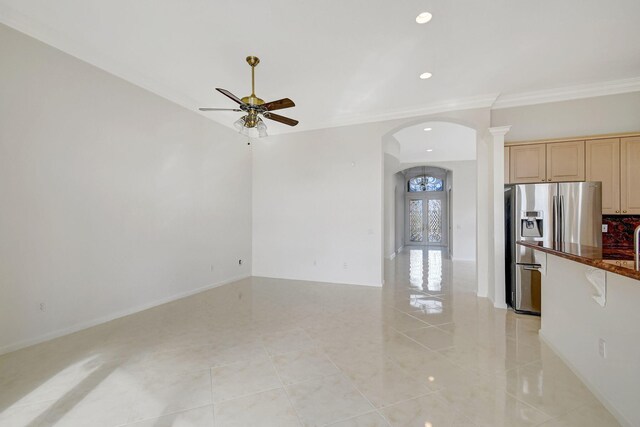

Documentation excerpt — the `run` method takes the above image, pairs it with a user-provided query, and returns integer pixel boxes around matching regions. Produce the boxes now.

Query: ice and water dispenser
[521,211,543,239]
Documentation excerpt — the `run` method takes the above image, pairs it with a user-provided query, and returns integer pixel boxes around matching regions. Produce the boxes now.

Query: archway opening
[383,120,478,292]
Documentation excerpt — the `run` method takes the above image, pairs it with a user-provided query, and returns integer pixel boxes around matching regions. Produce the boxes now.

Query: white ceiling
[394,122,476,163]
[1,0,639,134]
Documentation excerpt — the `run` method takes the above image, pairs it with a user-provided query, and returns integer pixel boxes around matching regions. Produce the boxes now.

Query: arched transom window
[408,176,444,192]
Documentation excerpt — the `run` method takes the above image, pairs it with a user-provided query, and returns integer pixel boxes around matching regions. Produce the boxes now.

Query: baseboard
[0,274,250,356]
[493,301,508,310]
[539,330,632,427]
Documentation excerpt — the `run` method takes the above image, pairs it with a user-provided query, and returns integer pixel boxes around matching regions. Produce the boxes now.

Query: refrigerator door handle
[558,195,564,244]
[552,195,558,244]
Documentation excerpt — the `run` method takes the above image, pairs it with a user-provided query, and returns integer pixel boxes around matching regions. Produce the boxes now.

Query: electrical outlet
[39,303,46,312]
[602,224,608,233]
[598,338,607,358]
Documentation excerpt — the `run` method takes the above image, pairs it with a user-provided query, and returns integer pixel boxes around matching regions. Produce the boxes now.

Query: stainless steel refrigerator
[504,182,602,314]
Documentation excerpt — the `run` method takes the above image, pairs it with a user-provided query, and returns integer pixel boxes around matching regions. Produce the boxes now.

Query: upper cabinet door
[546,141,585,182]
[510,144,546,183]
[504,146,510,184]
[621,136,640,214]
[586,139,620,214]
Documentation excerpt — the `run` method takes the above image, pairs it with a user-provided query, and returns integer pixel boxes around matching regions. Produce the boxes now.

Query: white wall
[492,92,640,142]
[443,161,476,261]
[540,254,640,427]
[252,123,385,286]
[0,24,252,354]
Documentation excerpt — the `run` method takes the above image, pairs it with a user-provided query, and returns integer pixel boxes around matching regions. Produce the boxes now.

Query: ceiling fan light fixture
[199,56,298,135]
[233,116,247,132]
[256,118,268,138]
[234,116,268,138]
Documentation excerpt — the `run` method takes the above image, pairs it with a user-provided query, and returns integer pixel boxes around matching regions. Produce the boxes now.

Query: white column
[489,126,511,309]
[475,135,490,299]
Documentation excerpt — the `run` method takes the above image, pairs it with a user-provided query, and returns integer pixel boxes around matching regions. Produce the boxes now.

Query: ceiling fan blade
[262,98,295,111]
[216,88,244,105]
[264,112,299,127]
[199,108,242,112]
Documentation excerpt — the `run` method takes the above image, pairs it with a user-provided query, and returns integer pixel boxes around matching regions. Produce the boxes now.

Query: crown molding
[294,93,500,134]
[492,77,640,110]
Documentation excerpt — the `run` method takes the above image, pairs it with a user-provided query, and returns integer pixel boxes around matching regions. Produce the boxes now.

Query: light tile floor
[0,248,621,426]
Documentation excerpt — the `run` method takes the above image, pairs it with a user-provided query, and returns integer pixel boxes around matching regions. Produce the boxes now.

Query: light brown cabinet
[586,139,620,214]
[508,141,585,183]
[621,136,640,214]
[509,132,640,215]
[546,141,585,182]
[509,144,547,183]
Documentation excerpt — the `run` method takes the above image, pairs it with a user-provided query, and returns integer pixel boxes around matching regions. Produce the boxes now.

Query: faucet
[635,225,640,271]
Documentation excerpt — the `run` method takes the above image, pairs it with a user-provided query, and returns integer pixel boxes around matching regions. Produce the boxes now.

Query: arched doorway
[383,119,481,294]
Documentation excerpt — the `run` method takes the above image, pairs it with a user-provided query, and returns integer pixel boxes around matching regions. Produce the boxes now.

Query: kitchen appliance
[504,182,602,315]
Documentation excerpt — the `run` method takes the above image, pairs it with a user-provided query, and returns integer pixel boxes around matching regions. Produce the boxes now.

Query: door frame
[405,191,448,247]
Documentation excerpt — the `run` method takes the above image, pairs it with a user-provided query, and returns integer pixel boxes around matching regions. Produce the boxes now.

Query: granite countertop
[517,241,640,281]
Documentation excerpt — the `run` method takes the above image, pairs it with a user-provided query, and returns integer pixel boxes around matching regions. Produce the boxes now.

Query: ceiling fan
[199,56,298,138]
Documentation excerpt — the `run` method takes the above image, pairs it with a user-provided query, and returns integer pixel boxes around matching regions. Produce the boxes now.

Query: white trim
[539,331,632,427]
[492,77,640,110]
[488,125,512,137]
[304,94,500,133]
[489,126,510,311]
[493,300,508,310]
[0,274,250,356]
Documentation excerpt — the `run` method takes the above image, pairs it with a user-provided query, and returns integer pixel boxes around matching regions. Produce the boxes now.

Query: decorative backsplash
[603,215,640,248]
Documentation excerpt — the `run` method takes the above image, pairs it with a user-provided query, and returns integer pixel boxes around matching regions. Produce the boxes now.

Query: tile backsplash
[603,215,640,248]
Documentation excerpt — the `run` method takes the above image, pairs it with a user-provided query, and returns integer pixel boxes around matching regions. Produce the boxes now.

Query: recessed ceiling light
[416,12,433,24]
[420,72,432,80]
[426,149,434,152]
[424,127,432,131]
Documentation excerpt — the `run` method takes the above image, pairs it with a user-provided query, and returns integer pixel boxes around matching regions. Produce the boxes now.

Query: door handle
[552,196,559,244]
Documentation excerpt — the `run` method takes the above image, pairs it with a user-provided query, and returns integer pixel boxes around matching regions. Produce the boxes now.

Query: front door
[406,193,447,246]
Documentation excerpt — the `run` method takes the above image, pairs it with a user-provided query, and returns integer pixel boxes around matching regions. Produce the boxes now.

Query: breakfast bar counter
[517,241,639,281]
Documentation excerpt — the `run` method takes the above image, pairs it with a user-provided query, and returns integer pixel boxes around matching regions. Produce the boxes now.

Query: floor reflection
[0,247,621,426]
[409,249,424,288]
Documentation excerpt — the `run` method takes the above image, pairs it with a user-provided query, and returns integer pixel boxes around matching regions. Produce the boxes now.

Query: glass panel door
[409,199,424,243]
[406,194,447,247]
[427,199,443,243]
